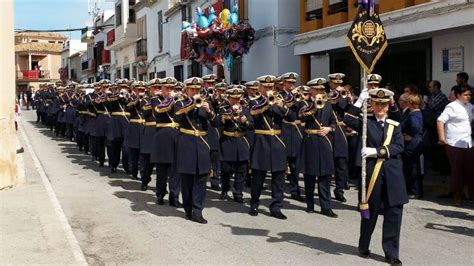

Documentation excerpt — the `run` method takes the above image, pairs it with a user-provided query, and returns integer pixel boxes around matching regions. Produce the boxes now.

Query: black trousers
[108,138,124,169]
[65,123,74,140]
[95,136,106,164]
[128,148,140,178]
[210,150,220,187]
[181,173,207,218]
[221,161,247,198]
[304,174,332,211]
[334,157,348,196]
[76,131,89,152]
[89,135,96,158]
[140,153,154,185]
[36,110,41,122]
[286,156,301,196]
[359,177,403,260]
[403,154,423,196]
[250,170,285,212]
[122,147,129,173]
[156,163,180,201]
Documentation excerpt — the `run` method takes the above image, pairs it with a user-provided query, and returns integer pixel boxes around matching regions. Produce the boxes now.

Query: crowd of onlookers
[393,72,473,206]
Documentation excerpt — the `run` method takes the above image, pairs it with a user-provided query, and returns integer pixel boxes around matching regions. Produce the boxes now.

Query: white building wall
[432,29,474,95]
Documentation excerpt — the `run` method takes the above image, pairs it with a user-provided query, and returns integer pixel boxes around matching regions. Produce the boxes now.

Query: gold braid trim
[250,103,270,116]
[175,102,196,115]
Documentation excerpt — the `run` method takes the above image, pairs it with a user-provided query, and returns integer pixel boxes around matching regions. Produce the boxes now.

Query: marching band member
[344,88,406,265]
[150,77,182,207]
[139,80,159,191]
[299,78,338,218]
[248,75,292,219]
[106,79,131,173]
[244,80,260,187]
[280,72,305,202]
[174,77,217,224]
[124,81,145,180]
[91,80,111,167]
[218,85,253,203]
[202,74,222,191]
[328,73,350,202]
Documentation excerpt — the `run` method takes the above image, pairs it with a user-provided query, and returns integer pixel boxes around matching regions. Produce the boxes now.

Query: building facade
[295,0,474,94]
[15,32,67,93]
[60,40,88,82]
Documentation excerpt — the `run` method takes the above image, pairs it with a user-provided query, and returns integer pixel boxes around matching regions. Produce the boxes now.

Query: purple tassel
[359,202,370,220]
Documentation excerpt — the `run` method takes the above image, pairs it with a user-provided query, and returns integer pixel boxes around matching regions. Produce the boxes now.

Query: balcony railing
[16,70,51,80]
[136,39,147,57]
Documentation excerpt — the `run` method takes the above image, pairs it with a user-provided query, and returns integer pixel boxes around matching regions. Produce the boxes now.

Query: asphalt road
[11,110,474,264]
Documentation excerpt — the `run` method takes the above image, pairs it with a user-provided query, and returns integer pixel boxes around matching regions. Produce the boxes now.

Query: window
[129,9,136,23]
[31,40,38,42]
[116,4,122,26]
[158,11,163,52]
[123,66,130,79]
[49,41,55,43]
[149,72,155,80]
[231,56,242,84]
[132,65,137,79]
[116,68,122,79]
[174,65,183,81]
[157,71,166,78]
[191,60,202,77]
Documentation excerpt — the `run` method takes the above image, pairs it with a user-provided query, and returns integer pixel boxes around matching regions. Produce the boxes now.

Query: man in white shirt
[437,85,473,206]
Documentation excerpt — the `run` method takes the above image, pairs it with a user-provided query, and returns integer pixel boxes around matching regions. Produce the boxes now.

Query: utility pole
[0,0,18,189]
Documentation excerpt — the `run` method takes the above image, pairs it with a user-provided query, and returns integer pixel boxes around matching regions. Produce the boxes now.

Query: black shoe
[210,184,221,191]
[385,258,402,265]
[219,191,228,200]
[248,207,258,216]
[79,147,83,151]
[233,197,245,204]
[321,209,338,218]
[305,208,315,213]
[270,210,287,220]
[344,182,350,190]
[156,197,165,205]
[408,194,416,199]
[141,185,148,191]
[358,249,371,258]
[169,200,182,208]
[111,167,117,173]
[290,194,306,202]
[124,169,131,175]
[335,194,347,203]
[99,161,104,167]
[185,212,192,220]
[16,147,24,154]
[191,216,208,224]
[132,175,140,180]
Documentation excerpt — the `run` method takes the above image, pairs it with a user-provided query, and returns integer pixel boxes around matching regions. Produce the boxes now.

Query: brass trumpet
[268,91,283,106]
[294,93,303,102]
[194,95,205,108]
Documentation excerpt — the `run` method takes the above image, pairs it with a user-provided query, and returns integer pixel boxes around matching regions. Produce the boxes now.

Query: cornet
[194,95,205,108]
[267,91,283,106]
[294,93,303,102]
[315,94,326,109]
[232,104,242,120]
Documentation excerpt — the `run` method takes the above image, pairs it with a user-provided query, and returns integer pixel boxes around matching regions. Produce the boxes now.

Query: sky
[15,0,114,40]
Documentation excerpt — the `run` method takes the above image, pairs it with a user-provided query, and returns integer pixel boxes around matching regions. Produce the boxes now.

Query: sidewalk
[0,129,86,264]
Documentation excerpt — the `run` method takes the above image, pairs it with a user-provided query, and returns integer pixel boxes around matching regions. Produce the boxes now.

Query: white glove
[354,88,369,108]
[361,147,377,158]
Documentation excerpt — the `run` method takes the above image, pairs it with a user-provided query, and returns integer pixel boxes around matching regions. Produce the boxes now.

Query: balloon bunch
[181,4,255,69]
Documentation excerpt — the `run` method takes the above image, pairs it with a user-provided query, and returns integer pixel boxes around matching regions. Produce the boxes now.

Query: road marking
[19,123,88,265]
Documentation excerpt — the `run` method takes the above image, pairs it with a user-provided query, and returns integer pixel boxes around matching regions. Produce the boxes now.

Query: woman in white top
[437,85,473,206]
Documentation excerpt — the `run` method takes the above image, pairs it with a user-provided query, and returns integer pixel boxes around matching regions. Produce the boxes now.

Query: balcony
[136,39,147,58]
[16,70,51,80]
[106,23,137,51]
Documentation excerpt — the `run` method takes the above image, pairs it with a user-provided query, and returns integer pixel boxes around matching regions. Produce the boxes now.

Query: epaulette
[386,119,400,127]
[155,97,173,113]
[175,99,195,115]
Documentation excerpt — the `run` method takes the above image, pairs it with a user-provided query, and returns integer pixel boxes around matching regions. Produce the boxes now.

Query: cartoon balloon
[220,8,231,29]
[196,7,210,29]
[230,4,239,25]
[208,6,217,22]
[182,21,190,31]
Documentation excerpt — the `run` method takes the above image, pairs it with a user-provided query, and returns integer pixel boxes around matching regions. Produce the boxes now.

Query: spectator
[402,94,424,199]
[437,85,473,206]
[404,84,418,95]
[398,93,410,122]
[456,72,470,87]
[423,80,450,174]
[26,86,32,110]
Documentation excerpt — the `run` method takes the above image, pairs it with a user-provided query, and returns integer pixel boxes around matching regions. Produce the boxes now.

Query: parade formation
[33,72,405,265]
